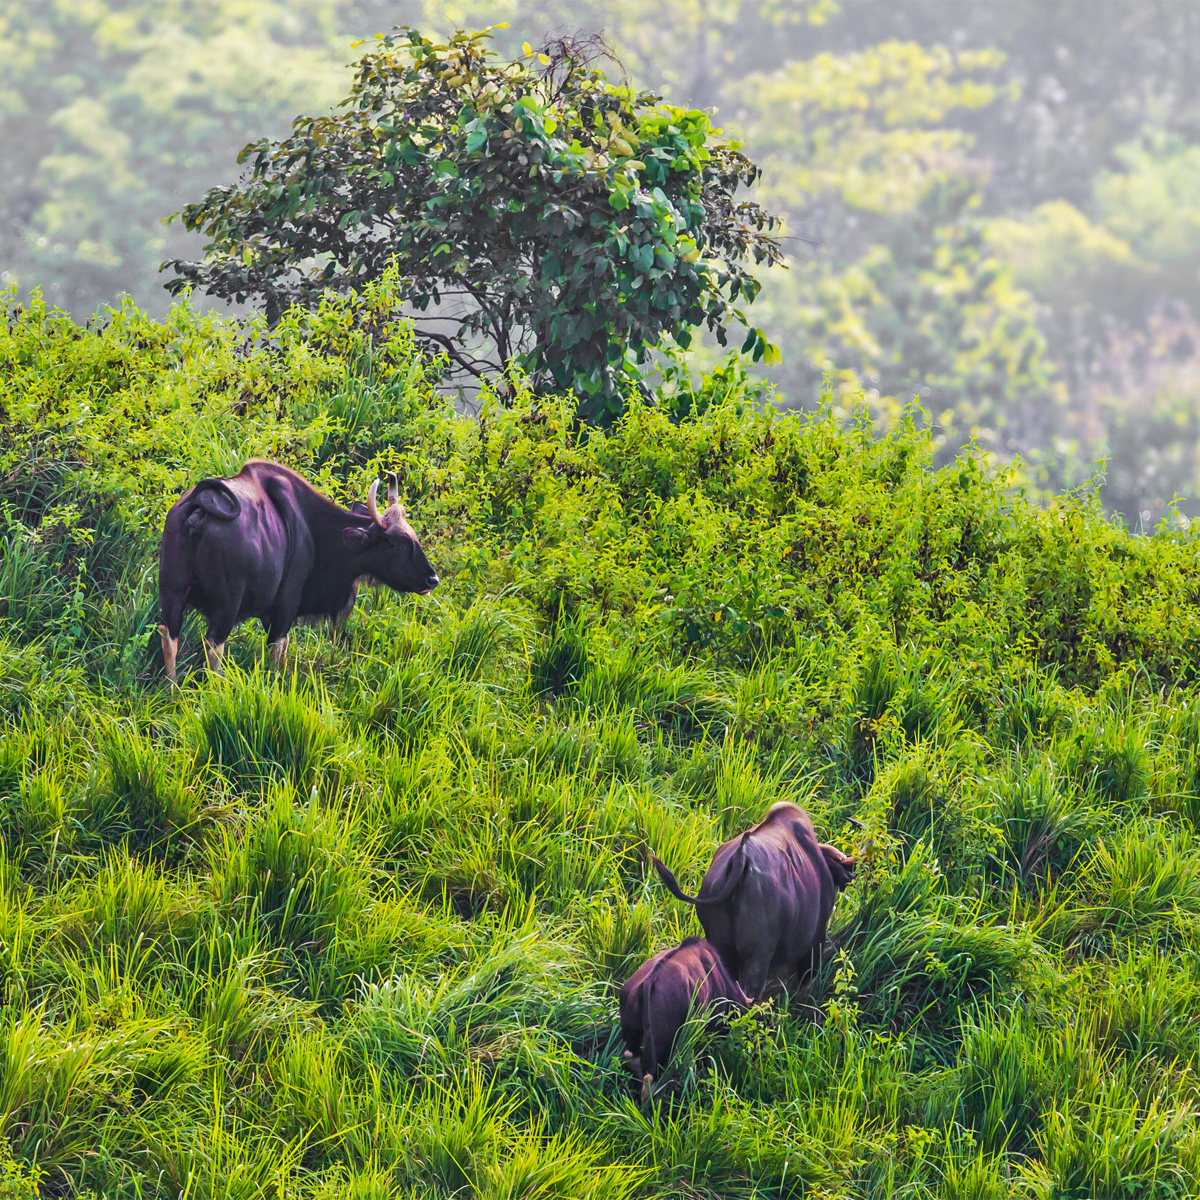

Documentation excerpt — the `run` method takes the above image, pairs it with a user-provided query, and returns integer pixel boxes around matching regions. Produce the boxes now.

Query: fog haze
[4,0,1198,521]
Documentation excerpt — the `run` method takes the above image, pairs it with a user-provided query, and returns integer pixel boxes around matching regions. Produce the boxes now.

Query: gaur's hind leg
[203,597,241,678]
[789,940,831,1006]
[157,625,180,683]
[807,931,834,982]
[157,589,189,683]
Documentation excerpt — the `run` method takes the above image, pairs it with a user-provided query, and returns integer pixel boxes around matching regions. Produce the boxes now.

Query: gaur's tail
[190,480,241,521]
[727,972,754,1010]
[652,835,748,908]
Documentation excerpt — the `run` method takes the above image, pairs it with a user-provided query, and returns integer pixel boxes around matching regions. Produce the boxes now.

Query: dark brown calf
[652,802,856,1000]
[619,937,750,1103]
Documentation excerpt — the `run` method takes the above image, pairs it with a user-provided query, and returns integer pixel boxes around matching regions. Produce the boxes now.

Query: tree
[165,27,782,420]
[988,132,1200,521]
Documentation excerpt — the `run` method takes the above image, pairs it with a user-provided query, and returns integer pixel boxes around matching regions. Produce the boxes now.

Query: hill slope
[2,288,1200,1197]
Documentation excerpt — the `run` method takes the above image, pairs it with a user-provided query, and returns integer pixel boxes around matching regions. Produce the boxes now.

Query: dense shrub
[2,287,1200,1196]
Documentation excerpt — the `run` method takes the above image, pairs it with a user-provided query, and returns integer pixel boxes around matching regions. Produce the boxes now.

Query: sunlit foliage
[3,289,1200,1195]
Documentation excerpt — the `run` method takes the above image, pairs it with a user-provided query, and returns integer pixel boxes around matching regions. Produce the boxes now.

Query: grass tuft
[212,785,371,956]
[193,670,336,792]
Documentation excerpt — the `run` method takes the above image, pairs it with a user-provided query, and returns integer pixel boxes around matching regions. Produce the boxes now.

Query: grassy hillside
[2,284,1200,1198]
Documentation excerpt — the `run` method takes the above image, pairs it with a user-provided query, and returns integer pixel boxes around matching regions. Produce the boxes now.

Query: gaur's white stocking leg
[157,624,179,683]
[269,635,289,668]
[204,639,226,675]
[802,940,829,989]
[739,955,772,1004]
[640,1074,654,1105]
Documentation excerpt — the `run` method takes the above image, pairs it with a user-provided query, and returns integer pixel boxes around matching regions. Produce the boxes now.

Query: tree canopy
[164,27,781,418]
[6,0,1200,515]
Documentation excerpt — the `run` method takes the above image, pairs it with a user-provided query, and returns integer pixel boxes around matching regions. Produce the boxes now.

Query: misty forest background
[5,0,1200,523]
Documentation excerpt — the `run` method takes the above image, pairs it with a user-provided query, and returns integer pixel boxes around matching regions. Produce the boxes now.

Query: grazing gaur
[652,802,856,1001]
[157,460,438,680]
[619,937,751,1104]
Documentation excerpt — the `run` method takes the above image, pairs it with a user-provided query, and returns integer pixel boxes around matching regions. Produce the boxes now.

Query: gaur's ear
[349,501,370,517]
[341,526,371,547]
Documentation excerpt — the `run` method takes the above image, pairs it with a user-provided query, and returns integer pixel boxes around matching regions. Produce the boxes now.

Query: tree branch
[412,327,500,378]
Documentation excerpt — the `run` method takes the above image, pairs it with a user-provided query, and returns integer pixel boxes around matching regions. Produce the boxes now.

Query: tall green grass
[3,288,1200,1196]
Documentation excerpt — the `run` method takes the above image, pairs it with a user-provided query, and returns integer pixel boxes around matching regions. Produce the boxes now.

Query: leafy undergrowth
[2,287,1200,1197]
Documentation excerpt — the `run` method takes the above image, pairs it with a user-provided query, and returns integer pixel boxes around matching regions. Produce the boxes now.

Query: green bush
[2,289,1200,1196]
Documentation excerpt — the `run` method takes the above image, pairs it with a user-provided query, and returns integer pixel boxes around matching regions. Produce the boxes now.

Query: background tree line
[4,0,1200,521]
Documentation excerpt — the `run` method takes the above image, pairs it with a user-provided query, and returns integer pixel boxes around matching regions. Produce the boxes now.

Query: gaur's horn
[386,471,399,508]
[365,479,386,528]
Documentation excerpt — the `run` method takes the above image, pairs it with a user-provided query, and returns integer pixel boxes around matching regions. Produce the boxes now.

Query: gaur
[157,459,438,680]
[652,802,856,1001]
[619,937,751,1104]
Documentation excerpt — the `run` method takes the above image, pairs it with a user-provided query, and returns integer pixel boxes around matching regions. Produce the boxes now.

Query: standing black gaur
[157,460,438,680]
[652,802,856,1001]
